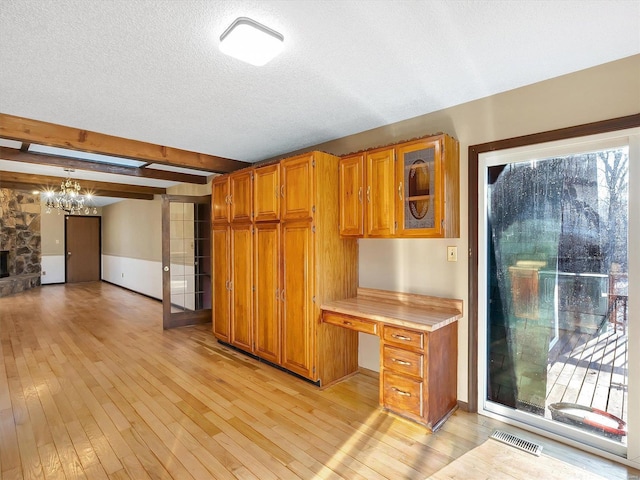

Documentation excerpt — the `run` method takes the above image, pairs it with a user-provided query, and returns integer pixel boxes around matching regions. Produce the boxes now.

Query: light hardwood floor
[1,282,637,479]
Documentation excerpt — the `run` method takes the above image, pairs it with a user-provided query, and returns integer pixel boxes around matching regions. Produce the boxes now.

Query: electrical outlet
[447,246,458,262]
[121,273,125,278]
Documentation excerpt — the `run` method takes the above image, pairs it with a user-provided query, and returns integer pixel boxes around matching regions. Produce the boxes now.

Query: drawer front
[383,325,425,350]
[382,371,423,417]
[383,345,423,378]
[323,311,378,335]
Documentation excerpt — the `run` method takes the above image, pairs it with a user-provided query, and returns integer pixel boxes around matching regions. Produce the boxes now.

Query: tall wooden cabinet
[212,151,359,386]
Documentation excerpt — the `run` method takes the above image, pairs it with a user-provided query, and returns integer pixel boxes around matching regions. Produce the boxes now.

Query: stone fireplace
[0,188,41,297]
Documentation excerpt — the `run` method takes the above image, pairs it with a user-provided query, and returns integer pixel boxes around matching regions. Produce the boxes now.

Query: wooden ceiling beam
[0,146,208,184]
[1,181,155,200]
[0,171,165,197]
[0,113,250,173]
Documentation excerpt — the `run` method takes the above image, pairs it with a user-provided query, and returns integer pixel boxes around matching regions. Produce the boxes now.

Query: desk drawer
[383,325,425,350]
[383,346,424,378]
[323,311,378,335]
[382,371,423,417]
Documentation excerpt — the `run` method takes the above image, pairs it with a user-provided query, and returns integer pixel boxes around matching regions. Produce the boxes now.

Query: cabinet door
[395,139,443,237]
[254,164,280,222]
[254,223,280,364]
[230,224,253,352]
[366,148,395,237]
[212,225,230,341]
[230,170,253,222]
[339,155,364,236]
[281,154,314,221]
[212,176,230,223]
[281,221,314,378]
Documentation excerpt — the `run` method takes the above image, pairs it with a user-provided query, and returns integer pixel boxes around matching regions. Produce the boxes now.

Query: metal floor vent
[490,430,543,456]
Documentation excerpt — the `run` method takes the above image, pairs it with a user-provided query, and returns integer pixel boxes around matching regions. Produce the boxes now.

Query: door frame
[468,113,640,465]
[161,194,212,329]
[64,214,101,283]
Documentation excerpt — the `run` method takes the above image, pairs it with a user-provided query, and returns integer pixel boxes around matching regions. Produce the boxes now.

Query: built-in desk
[321,288,462,431]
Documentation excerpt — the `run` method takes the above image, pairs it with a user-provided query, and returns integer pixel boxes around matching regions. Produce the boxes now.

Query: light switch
[447,246,457,262]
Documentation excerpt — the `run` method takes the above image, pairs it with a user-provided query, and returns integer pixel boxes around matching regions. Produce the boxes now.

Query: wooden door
[65,216,100,283]
[253,223,280,364]
[339,154,364,236]
[281,154,314,221]
[162,195,212,329]
[212,176,230,223]
[366,148,396,237]
[230,223,253,352]
[213,225,230,341]
[281,221,314,379]
[230,170,253,222]
[254,164,280,222]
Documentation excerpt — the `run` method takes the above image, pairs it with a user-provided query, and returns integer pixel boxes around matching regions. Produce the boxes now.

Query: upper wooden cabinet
[338,134,459,238]
[395,136,459,238]
[254,163,280,222]
[366,148,396,237]
[212,176,230,223]
[281,154,314,221]
[339,154,364,236]
[230,170,253,222]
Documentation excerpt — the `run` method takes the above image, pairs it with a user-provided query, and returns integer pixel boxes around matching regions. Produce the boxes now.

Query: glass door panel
[483,146,629,454]
[162,195,211,328]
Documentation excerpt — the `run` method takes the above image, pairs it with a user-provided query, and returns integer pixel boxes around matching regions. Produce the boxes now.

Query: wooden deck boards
[547,324,627,423]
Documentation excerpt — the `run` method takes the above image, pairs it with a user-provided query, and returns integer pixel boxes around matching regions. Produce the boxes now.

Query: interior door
[65,215,100,283]
[162,195,211,329]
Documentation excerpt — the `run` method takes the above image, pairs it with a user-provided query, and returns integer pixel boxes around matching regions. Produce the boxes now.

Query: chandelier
[45,169,97,215]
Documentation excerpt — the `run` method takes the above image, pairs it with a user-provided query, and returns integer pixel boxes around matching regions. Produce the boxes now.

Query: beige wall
[167,180,212,197]
[286,54,640,404]
[102,198,162,261]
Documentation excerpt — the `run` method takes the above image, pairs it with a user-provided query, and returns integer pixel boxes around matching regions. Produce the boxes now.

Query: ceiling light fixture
[44,169,97,215]
[219,17,284,66]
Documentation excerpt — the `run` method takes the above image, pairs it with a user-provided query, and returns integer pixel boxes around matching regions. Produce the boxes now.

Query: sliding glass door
[478,129,638,459]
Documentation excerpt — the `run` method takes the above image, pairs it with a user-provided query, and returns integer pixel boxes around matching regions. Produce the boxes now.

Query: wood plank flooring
[1,282,637,479]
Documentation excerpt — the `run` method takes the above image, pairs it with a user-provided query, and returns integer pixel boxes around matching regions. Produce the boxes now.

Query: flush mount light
[219,17,284,66]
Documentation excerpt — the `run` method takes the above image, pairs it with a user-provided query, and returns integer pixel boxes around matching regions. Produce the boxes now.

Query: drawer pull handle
[392,358,411,366]
[392,334,412,341]
[343,321,353,326]
[391,387,411,397]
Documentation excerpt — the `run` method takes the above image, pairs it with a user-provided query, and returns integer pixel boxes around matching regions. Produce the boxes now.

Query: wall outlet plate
[447,246,457,262]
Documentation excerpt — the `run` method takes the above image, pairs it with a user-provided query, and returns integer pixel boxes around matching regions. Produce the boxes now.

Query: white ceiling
[0,0,639,170]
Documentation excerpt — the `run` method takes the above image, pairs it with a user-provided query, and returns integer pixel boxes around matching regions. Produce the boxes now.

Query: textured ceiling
[0,0,639,165]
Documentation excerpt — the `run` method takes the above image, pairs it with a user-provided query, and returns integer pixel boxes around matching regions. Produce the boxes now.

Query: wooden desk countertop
[321,288,463,332]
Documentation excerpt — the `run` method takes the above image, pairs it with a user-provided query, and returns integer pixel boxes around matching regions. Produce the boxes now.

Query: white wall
[41,255,65,284]
[102,254,162,299]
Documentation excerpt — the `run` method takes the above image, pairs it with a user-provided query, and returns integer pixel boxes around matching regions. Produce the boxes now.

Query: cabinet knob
[398,182,403,200]
[358,187,362,203]
[281,185,285,198]
[280,289,285,301]
[366,185,371,203]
